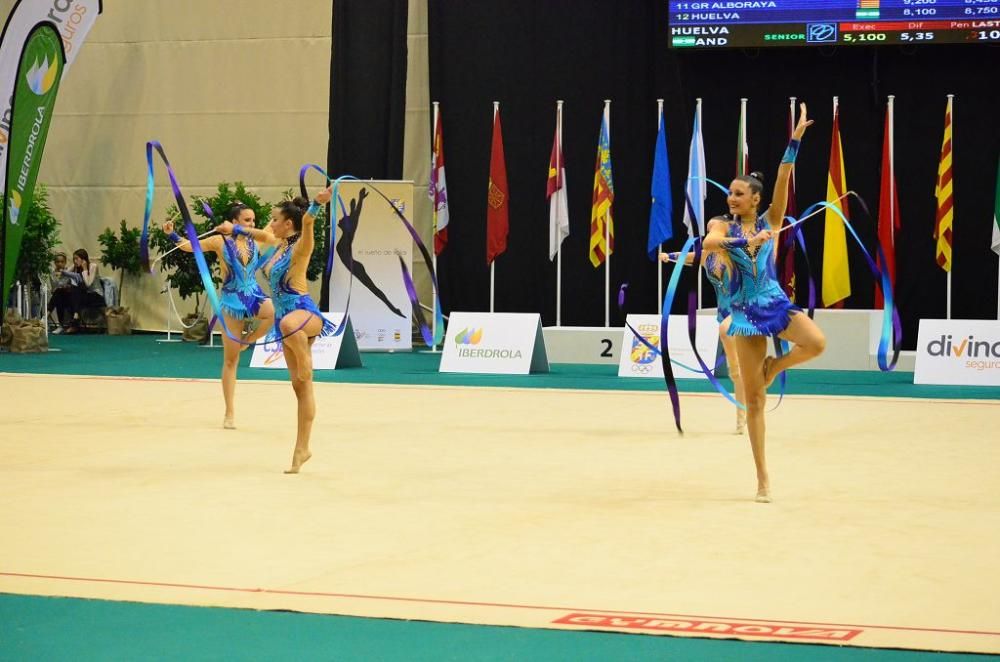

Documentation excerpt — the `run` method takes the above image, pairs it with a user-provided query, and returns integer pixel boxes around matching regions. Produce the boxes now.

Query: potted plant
[97,219,142,334]
[3,185,59,352]
[8,184,61,316]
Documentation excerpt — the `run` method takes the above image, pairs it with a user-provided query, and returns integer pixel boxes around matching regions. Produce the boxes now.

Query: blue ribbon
[139,141,248,346]
[794,197,902,371]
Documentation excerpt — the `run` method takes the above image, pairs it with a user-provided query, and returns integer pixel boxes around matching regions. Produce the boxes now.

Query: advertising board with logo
[914,319,1000,386]
[250,314,361,370]
[440,312,549,375]
[618,314,720,379]
[327,181,413,351]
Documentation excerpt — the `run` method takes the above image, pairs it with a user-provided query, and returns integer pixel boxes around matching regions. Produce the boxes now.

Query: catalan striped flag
[589,103,614,267]
[933,96,954,272]
[822,97,851,307]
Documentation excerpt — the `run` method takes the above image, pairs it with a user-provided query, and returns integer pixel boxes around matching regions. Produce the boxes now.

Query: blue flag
[647,113,673,259]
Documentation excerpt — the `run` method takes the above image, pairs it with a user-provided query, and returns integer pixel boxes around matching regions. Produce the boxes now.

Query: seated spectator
[47,252,75,331]
[53,249,105,334]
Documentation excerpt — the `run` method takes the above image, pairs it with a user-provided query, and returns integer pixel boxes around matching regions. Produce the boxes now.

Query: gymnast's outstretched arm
[766,102,813,230]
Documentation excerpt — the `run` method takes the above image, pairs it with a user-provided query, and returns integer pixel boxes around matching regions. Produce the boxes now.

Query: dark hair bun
[291,196,309,211]
[749,171,766,184]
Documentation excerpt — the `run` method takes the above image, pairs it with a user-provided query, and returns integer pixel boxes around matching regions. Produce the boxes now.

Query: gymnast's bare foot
[736,409,747,435]
[763,356,778,389]
[284,448,312,474]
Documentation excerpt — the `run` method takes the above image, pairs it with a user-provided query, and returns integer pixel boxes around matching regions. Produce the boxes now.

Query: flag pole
[491,100,499,315]
[431,101,440,351]
[888,95,895,251]
[696,98,703,310]
[556,99,564,327]
[604,99,612,328]
[656,98,665,315]
[738,97,748,176]
[946,93,954,320]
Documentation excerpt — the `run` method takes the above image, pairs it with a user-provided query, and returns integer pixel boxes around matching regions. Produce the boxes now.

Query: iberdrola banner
[0,0,102,308]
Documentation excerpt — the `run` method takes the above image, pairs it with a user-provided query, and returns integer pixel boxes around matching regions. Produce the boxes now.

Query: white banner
[440,312,549,375]
[327,181,413,351]
[249,314,362,370]
[618,314,720,379]
[914,319,1000,386]
[0,0,102,194]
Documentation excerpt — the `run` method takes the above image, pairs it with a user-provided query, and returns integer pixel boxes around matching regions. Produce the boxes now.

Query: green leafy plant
[97,219,142,304]
[13,184,61,289]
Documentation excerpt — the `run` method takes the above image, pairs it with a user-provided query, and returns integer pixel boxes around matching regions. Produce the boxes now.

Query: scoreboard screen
[669,0,1000,48]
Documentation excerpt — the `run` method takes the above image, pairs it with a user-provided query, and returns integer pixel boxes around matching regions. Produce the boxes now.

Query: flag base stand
[541,326,623,365]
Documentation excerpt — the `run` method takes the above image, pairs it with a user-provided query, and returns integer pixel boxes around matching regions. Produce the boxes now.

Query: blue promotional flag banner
[0,0,103,306]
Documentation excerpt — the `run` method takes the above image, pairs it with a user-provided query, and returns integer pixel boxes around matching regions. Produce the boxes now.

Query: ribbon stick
[151,229,217,266]
[773,191,853,236]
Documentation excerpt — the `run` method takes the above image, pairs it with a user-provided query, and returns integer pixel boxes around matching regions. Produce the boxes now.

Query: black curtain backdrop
[427,0,999,349]
[325,0,407,307]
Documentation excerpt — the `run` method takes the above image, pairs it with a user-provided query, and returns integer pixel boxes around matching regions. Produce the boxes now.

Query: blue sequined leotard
[703,251,732,323]
[219,236,268,320]
[724,215,801,336]
[261,240,336,345]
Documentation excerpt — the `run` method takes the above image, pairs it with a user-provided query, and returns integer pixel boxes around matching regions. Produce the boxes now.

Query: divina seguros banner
[0,0,102,311]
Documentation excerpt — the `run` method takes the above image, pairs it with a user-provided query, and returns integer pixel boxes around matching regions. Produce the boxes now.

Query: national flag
[776,98,797,301]
[589,104,614,267]
[683,100,706,237]
[933,96,954,272]
[486,105,509,264]
[992,155,1000,256]
[822,99,851,307]
[546,106,569,260]
[875,98,901,308]
[647,110,673,260]
[736,98,749,176]
[429,108,449,255]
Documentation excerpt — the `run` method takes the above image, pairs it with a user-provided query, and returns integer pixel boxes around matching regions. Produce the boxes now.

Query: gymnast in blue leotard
[164,203,274,431]
[702,102,826,503]
[215,188,335,474]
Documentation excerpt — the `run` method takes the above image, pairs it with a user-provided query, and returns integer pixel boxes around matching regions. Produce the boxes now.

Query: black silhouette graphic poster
[327,181,414,350]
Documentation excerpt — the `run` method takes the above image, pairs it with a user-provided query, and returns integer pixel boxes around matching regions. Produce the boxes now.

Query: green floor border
[1,334,997,401]
[0,594,989,662]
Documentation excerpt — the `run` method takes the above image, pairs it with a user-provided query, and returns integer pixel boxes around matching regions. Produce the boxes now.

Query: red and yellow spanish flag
[589,102,614,267]
[933,96,954,272]
[822,97,851,307]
